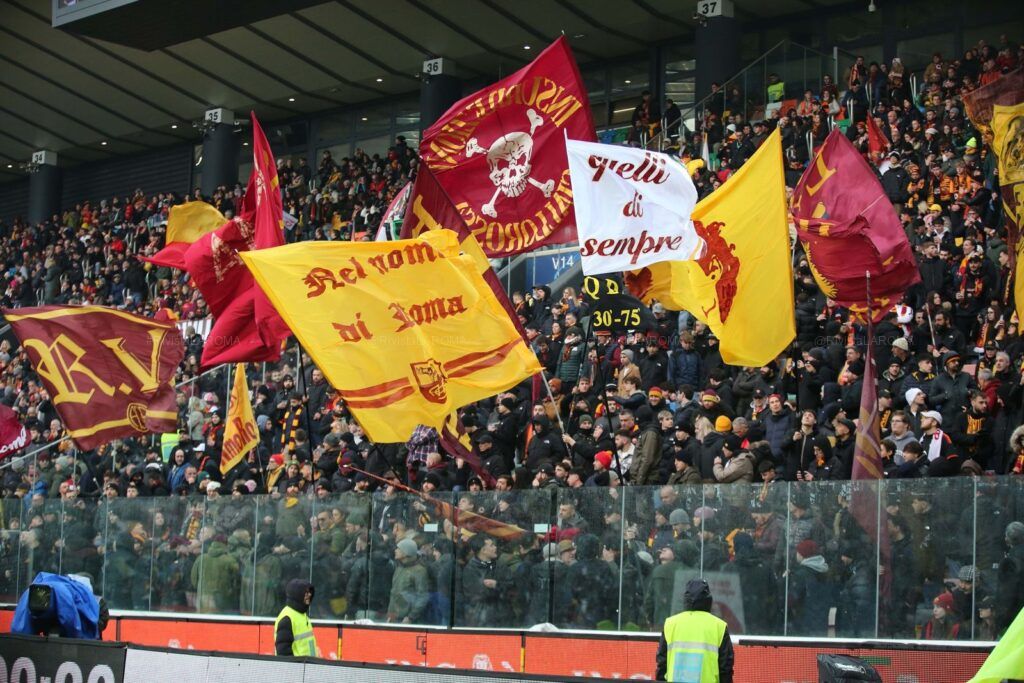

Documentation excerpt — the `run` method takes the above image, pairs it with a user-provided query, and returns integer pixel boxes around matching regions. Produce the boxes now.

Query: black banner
[581,275,656,334]
[0,634,126,683]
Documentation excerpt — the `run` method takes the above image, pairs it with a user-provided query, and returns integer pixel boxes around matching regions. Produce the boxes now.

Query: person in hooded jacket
[525,415,566,473]
[787,539,834,636]
[275,578,319,657]
[569,534,617,628]
[655,578,734,682]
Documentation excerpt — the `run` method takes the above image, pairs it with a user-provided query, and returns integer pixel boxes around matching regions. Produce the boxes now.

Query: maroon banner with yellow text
[3,306,184,450]
[791,129,920,322]
[419,36,595,257]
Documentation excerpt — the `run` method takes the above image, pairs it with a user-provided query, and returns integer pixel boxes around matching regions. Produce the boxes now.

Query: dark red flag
[791,129,921,322]
[4,305,184,450]
[962,67,1024,138]
[0,403,27,460]
[419,36,595,257]
[851,320,891,602]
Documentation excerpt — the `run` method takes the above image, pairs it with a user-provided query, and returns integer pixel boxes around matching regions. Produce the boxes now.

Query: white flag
[566,139,703,275]
[375,181,411,241]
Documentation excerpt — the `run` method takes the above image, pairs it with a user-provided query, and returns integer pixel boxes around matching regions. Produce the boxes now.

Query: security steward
[275,579,320,657]
[655,579,734,682]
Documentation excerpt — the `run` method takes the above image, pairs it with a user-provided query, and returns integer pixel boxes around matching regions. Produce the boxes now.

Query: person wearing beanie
[697,388,732,424]
[655,579,734,682]
[789,538,832,636]
[388,538,428,624]
[931,349,973,428]
[923,592,959,640]
[491,394,521,473]
[275,579,319,656]
[918,409,960,476]
[725,532,775,634]
[593,450,613,472]
[462,535,509,627]
[668,441,700,485]
[617,349,642,399]
[713,434,755,483]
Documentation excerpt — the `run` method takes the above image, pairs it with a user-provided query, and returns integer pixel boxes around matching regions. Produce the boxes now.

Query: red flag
[865,113,889,158]
[249,113,291,349]
[4,305,184,450]
[184,115,289,368]
[0,403,27,460]
[419,36,595,257]
[791,129,920,322]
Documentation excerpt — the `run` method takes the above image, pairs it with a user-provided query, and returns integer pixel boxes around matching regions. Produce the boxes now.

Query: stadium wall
[0,608,993,682]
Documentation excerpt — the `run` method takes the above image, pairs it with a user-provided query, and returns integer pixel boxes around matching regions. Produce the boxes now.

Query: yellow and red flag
[141,201,226,271]
[3,305,184,450]
[625,129,794,366]
[240,230,541,442]
[221,363,259,475]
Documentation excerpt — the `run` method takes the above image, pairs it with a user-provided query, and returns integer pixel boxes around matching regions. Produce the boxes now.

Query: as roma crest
[411,359,448,404]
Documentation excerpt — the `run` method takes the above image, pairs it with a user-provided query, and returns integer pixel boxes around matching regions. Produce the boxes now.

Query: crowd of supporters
[1,37,1024,641]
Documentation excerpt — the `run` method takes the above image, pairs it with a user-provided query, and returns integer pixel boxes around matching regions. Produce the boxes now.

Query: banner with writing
[221,363,259,475]
[240,231,540,442]
[566,139,703,275]
[4,306,184,450]
[581,274,656,335]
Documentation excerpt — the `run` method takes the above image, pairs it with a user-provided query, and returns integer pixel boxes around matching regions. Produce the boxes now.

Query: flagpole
[866,268,882,639]
[924,302,938,350]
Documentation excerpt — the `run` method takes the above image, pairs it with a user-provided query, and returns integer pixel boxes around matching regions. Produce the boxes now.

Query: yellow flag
[240,230,541,442]
[627,129,794,366]
[992,102,1024,187]
[166,201,226,245]
[221,363,259,475]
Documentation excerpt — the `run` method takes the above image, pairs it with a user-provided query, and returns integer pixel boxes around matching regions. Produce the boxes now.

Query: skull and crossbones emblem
[465,108,556,218]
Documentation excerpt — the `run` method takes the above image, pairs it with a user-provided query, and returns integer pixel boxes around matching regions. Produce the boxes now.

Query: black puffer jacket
[275,579,314,656]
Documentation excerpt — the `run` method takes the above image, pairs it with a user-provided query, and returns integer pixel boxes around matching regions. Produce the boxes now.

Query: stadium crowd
[1,37,1024,642]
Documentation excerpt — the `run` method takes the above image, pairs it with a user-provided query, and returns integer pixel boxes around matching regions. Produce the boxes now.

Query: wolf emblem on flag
[411,359,448,404]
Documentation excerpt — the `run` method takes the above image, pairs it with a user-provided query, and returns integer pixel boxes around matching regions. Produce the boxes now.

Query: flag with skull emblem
[418,36,596,258]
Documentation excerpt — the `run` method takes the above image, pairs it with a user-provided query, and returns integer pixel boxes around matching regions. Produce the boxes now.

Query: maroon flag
[439,412,495,487]
[4,306,184,450]
[851,316,891,603]
[0,403,27,460]
[791,129,920,322]
[419,36,595,257]
[962,67,1024,138]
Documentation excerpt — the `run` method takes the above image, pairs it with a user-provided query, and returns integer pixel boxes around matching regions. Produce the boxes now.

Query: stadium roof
[0,0,857,183]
